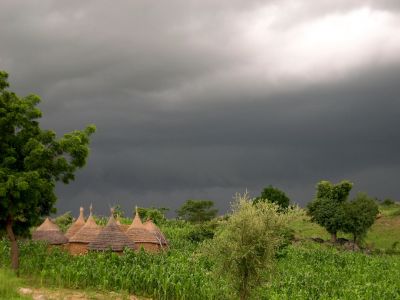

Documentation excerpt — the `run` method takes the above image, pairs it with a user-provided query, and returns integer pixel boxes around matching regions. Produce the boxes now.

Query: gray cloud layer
[1,1,399,216]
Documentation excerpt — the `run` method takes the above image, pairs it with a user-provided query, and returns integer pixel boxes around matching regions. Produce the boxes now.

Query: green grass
[0,268,30,300]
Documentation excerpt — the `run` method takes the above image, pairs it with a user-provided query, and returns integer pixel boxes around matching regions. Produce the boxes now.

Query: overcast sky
[1,0,399,217]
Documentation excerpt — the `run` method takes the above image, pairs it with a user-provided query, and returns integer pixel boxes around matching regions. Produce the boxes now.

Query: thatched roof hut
[68,205,101,255]
[88,209,136,253]
[32,218,68,245]
[126,208,163,252]
[143,219,168,246]
[65,207,86,239]
[125,208,161,252]
[116,218,129,232]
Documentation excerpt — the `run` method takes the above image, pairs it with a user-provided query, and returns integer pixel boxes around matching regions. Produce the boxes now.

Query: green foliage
[254,245,400,299]
[185,223,216,243]
[202,192,289,300]
[254,185,290,211]
[0,268,30,299]
[0,234,230,300]
[1,214,400,299]
[307,180,353,240]
[177,200,217,223]
[381,198,396,206]
[138,207,168,225]
[342,193,379,246]
[112,205,125,218]
[54,212,73,233]
[0,70,95,241]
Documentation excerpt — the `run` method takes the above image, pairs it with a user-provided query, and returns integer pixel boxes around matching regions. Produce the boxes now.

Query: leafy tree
[0,71,95,271]
[54,211,73,232]
[202,192,289,300]
[113,204,125,218]
[138,207,168,225]
[176,200,217,223]
[381,198,396,206]
[307,180,353,242]
[342,193,379,248]
[254,185,290,211]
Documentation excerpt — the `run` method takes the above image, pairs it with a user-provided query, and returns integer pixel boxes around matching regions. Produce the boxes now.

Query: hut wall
[68,242,88,255]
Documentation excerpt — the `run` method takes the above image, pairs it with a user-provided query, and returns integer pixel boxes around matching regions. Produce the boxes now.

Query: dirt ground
[19,286,149,300]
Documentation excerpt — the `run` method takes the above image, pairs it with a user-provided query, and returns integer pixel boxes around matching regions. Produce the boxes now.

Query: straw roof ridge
[88,211,136,252]
[32,218,68,245]
[69,206,101,243]
[65,207,86,239]
[143,219,168,245]
[129,206,144,229]
[126,226,159,244]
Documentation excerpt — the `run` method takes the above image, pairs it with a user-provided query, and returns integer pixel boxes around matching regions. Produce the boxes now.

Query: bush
[202,192,290,300]
[381,198,396,206]
[185,224,215,243]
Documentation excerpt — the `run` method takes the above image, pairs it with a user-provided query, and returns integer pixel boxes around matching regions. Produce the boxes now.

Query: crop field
[1,209,400,300]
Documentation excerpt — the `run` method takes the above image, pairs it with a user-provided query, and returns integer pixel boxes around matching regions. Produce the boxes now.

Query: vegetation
[203,193,289,300]
[176,200,218,223]
[342,193,379,247]
[307,180,353,242]
[0,70,95,271]
[138,207,168,225]
[0,200,399,299]
[1,232,400,299]
[253,185,290,211]
[0,268,30,299]
[54,211,74,232]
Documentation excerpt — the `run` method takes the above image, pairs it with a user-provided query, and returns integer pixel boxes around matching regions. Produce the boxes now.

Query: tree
[176,200,217,223]
[342,193,379,249]
[138,206,168,225]
[54,211,73,232]
[0,71,95,271]
[202,192,289,300]
[307,180,353,242]
[253,185,290,211]
[113,204,125,219]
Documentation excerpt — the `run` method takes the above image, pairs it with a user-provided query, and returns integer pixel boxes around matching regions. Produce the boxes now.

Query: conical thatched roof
[126,208,159,244]
[32,218,68,245]
[65,207,86,239]
[88,209,136,252]
[143,219,168,245]
[116,218,129,232]
[69,205,101,243]
[131,206,144,228]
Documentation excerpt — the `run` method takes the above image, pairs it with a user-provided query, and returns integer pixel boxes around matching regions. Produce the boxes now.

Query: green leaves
[0,70,95,241]
[176,200,218,223]
[254,185,291,211]
[202,192,290,299]
[307,180,353,239]
[342,193,379,244]
[308,180,378,246]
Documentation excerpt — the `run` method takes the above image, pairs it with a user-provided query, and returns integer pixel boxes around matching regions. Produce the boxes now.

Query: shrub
[202,192,290,300]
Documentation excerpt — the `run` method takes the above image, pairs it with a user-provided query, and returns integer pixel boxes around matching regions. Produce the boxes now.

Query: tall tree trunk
[331,232,337,243]
[6,216,19,274]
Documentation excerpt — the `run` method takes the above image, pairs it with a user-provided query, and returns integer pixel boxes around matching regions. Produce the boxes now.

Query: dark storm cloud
[1,1,400,216]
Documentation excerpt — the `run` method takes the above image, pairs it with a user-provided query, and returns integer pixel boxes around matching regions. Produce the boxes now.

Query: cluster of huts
[32,206,168,254]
